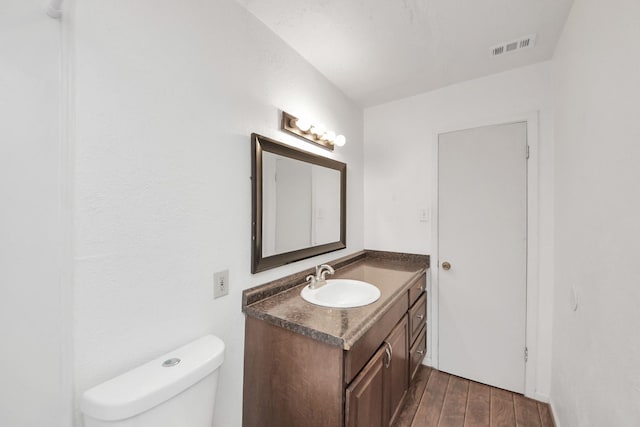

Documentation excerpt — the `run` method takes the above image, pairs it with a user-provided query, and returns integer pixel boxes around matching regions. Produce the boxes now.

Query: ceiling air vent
[490,34,537,57]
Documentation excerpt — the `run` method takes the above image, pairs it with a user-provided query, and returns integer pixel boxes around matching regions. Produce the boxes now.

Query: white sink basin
[300,279,381,308]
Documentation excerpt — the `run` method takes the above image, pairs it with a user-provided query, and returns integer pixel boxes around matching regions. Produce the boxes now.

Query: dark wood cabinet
[243,316,344,427]
[346,346,387,427]
[410,325,427,381]
[408,274,426,307]
[243,273,428,427]
[408,287,427,384]
[409,293,427,345]
[386,315,409,426]
[346,315,409,427]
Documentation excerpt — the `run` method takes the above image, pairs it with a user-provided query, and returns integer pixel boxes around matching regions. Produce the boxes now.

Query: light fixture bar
[281,111,346,151]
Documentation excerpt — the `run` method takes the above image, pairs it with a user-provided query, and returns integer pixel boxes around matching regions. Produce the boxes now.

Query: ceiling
[235,0,574,107]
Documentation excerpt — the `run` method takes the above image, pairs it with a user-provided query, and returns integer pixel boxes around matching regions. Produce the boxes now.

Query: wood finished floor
[393,366,555,427]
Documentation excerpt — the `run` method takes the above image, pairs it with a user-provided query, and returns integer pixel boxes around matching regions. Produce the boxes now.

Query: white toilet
[81,335,225,427]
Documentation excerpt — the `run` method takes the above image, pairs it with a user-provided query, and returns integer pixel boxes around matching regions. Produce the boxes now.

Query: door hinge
[526,145,530,159]
[524,347,528,362]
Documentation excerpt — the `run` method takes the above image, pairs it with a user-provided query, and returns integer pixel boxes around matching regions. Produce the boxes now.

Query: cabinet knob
[416,314,424,321]
[442,261,451,271]
[417,349,425,356]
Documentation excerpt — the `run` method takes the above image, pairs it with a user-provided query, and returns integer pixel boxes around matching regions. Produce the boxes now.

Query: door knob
[442,261,451,271]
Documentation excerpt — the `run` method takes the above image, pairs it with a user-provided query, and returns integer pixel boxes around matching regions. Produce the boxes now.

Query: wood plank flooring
[393,366,555,427]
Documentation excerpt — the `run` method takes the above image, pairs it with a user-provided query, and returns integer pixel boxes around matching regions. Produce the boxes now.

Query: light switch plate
[214,270,229,299]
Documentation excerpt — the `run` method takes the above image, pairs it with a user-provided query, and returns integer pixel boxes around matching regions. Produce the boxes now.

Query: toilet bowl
[81,335,225,427]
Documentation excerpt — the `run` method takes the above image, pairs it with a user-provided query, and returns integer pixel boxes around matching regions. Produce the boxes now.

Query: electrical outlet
[213,270,229,299]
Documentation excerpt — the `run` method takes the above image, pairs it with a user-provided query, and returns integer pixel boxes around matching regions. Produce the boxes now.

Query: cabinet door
[345,346,386,427]
[386,315,409,426]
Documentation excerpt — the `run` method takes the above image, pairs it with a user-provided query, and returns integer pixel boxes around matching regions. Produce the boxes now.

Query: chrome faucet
[306,264,335,289]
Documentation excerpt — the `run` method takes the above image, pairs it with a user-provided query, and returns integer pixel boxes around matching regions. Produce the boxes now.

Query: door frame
[428,111,541,401]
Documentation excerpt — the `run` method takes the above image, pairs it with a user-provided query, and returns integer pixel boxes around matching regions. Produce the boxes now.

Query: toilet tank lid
[81,334,225,421]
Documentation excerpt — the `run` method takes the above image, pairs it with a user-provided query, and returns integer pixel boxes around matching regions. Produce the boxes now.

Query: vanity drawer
[409,326,427,382]
[408,274,426,307]
[408,293,426,346]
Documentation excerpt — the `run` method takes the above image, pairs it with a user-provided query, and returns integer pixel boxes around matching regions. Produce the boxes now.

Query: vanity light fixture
[281,111,346,151]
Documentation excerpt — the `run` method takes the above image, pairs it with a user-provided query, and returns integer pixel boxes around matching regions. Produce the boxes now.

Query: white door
[438,122,527,393]
[275,157,312,254]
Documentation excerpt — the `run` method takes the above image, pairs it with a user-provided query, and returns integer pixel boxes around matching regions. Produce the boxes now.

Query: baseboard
[531,392,550,403]
[549,400,561,427]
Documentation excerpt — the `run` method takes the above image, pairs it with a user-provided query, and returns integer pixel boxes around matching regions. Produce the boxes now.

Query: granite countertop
[242,251,429,350]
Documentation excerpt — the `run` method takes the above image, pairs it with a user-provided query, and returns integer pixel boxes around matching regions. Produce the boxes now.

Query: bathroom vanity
[242,250,428,427]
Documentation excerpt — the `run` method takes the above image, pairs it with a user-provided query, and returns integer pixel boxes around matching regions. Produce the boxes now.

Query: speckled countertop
[242,250,429,350]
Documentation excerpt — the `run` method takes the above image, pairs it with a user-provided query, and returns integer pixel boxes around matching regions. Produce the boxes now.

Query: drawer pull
[416,314,424,321]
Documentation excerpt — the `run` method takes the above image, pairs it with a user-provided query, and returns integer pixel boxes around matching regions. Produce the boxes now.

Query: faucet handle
[306,275,317,289]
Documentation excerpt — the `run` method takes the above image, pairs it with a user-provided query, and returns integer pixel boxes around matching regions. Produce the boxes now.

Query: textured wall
[0,1,69,426]
[72,0,363,425]
[551,0,640,425]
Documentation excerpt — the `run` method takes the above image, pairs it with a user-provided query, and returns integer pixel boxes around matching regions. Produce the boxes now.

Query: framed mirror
[251,133,346,273]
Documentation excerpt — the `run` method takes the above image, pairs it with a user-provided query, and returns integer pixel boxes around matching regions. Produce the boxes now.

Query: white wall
[551,0,640,425]
[364,62,556,399]
[0,1,71,426]
[70,1,363,426]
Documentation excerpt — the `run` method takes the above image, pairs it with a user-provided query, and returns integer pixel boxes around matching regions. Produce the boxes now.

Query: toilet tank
[81,335,225,427]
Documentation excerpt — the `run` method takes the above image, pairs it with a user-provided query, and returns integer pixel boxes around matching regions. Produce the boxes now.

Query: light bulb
[311,123,326,136]
[295,118,311,132]
[334,134,346,147]
[326,131,336,142]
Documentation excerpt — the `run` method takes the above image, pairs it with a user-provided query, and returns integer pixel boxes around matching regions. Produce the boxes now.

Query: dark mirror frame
[251,133,347,273]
